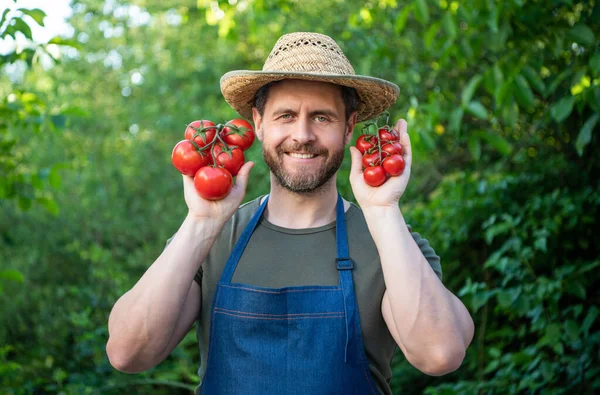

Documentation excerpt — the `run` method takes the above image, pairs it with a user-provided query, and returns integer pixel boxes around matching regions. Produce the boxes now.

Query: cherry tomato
[381,142,403,157]
[185,120,217,147]
[382,154,405,176]
[215,146,245,177]
[378,128,399,142]
[362,151,382,168]
[171,140,211,177]
[221,119,255,151]
[363,166,387,187]
[194,166,233,200]
[355,134,376,154]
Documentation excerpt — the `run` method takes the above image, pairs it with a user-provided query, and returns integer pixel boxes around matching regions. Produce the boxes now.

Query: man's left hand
[349,119,412,210]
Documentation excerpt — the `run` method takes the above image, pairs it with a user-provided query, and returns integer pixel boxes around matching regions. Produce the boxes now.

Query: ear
[252,107,264,142]
[344,111,358,145]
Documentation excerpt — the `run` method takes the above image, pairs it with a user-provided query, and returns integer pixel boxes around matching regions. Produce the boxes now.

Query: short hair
[253,81,359,121]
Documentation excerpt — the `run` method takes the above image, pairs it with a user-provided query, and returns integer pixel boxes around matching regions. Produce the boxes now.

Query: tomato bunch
[171,119,255,200]
[355,124,406,187]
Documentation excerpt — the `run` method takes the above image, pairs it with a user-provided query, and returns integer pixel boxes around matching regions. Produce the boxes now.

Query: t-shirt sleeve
[407,224,443,281]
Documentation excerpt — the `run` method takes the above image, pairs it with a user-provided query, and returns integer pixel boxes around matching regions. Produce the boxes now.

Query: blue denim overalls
[200,194,380,394]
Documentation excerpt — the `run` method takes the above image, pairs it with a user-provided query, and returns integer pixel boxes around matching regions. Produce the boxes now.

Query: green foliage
[1,0,599,393]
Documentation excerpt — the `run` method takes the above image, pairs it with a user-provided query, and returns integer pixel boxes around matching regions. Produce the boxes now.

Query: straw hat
[220,32,400,122]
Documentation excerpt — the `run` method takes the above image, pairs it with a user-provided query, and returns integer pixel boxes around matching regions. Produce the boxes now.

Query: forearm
[363,206,474,369]
[107,215,222,360]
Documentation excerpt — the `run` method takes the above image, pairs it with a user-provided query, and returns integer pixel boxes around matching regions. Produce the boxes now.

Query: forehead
[264,79,344,112]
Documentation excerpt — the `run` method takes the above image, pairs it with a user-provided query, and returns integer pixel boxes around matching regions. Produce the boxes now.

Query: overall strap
[335,193,356,363]
[220,196,270,284]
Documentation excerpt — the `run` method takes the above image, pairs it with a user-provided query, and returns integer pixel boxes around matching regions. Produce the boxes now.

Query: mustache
[277,143,327,155]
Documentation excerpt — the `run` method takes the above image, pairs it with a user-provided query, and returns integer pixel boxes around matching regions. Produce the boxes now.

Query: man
[106,32,474,394]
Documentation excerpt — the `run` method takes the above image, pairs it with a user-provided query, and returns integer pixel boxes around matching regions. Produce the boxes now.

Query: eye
[278,114,292,120]
[315,115,329,123]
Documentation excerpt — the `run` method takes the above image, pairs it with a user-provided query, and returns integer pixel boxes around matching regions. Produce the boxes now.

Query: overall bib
[200,195,379,394]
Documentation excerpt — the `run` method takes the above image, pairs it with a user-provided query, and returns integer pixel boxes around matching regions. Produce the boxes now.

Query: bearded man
[106,32,474,395]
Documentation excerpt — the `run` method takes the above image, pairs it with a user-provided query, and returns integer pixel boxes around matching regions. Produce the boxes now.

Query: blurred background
[1,0,599,393]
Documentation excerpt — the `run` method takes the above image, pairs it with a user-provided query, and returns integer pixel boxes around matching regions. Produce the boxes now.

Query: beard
[262,141,345,194]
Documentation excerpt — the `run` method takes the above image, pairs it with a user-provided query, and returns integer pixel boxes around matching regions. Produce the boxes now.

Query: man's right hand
[183,161,255,226]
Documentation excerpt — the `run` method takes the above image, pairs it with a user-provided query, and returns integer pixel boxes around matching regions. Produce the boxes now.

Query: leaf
[545,70,571,98]
[18,8,46,27]
[466,101,488,119]
[521,66,546,94]
[468,134,481,160]
[394,5,413,34]
[449,107,463,134]
[582,306,598,335]
[514,75,535,110]
[11,17,32,40]
[501,100,519,127]
[47,36,82,49]
[568,23,595,46]
[475,129,513,155]
[0,9,10,30]
[497,288,521,308]
[38,197,59,216]
[462,75,483,107]
[590,53,600,75]
[49,166,62,189]
[0,269,24,283]
[424,22,441,50]
[442,13,456,39]
[414,0,430,25]
[550,96,575,122]
[18,196,32,211]
[575,113,599,156]
[564,320,580,341]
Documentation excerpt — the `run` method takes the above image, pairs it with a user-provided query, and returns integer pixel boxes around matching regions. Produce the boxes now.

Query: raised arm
[106,161,254,372]
[349,120,474,376]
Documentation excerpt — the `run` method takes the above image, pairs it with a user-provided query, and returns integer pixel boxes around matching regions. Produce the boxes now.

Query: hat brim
[220,70,400,123]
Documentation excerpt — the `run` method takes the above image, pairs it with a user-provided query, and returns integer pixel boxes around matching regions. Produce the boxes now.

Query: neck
[263,175,343,229]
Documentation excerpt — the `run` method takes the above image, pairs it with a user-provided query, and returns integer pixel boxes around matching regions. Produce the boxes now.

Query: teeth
[288,153,316,159]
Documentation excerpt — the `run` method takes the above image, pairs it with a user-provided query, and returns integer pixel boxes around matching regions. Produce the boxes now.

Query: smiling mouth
[286,152,317,159]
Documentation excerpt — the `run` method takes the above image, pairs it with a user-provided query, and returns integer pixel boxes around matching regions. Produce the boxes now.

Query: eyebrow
[271,108,340,119]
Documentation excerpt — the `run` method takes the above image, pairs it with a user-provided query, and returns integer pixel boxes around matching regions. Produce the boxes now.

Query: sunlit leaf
[414,0,430,25]
[18,8,46,27]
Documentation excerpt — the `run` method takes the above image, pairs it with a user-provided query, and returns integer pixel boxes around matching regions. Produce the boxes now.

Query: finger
[392,118,408,135]
[233,161,254,191]
[349,146,363,179]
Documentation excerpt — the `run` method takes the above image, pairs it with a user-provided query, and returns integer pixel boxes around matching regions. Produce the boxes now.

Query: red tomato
[171,140,210,177]
[362,151,382,168]
[363,166,387,187]
[381,142,403,157]
[215,146,245,177]
[194,166,233,200]
[382,154,406,176]
[221,119,255,151]
[355,134,376,154]
[378,128,399,142]
[185,120,217,147]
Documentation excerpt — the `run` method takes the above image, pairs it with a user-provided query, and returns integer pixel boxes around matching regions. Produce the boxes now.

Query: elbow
[413,347,466,376]
[106,337,154,373]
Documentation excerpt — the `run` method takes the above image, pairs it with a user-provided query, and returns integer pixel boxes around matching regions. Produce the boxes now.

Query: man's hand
[349,119,412,210]
[183,161,254,225]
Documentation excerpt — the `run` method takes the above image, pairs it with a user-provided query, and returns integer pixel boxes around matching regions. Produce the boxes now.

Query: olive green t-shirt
[190,196,442,395]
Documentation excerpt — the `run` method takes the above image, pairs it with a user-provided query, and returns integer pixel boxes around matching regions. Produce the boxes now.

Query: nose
[290,115,316,144]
